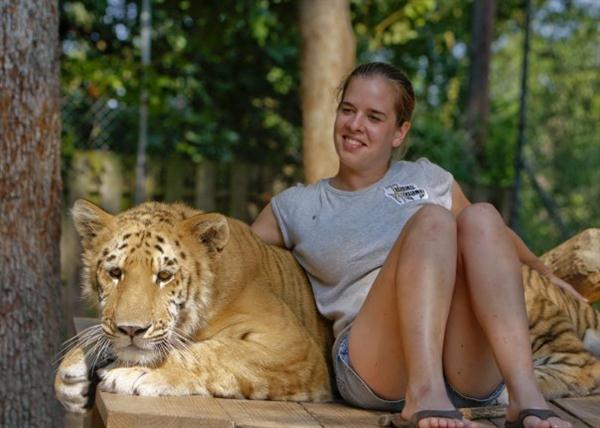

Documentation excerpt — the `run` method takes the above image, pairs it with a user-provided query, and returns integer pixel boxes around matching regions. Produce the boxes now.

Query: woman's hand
[503,226,590,304]
[541,271,589,303]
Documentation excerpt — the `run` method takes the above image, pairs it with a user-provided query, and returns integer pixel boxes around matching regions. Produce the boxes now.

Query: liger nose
[117,324,150,337]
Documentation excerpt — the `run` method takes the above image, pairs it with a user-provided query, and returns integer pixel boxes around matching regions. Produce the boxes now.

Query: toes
[523,416,572,428]
[56,386,89,413]
[548,417,571,428]
[417,417,467,428]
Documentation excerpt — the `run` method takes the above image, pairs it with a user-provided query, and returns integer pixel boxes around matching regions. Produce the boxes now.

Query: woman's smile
[342,135,367,151]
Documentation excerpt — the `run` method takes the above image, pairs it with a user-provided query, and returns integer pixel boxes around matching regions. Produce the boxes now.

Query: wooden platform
[64,319,600,427]
[65,391,600,428]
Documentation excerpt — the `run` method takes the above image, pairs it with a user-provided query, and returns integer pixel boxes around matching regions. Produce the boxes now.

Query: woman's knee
[390,204,457,268]
[408,204,456,238]
[456,202,504,240]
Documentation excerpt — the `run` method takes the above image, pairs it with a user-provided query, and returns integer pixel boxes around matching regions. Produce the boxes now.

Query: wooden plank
[96,391,233,428]
[302,402,383,428]
[64,409,103,428]
[460,406,506,420]
[470,420,498,427]
[460,407,504,427]
[547,402,590,428]
[70,314,600,428]
[487,417,504,427]
[489,402,591,428]
[376,411,500,428]
[552,396,600,428]
[217,398,320,428]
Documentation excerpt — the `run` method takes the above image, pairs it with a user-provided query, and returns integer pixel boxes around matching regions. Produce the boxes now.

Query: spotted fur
[55,200,332,412]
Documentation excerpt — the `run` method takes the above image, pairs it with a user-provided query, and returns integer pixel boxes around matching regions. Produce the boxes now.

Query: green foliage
[350,0,598,252]
[350,0,475,179]
[60,0,598,251]
[491,0,600,252]
[61,0,302,165]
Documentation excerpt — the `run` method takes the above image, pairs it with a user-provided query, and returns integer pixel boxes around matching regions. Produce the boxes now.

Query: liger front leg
[98,335,330,401]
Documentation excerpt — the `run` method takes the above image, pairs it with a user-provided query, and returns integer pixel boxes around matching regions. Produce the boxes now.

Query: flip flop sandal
[388,409,465,428]
[505,409,560,428]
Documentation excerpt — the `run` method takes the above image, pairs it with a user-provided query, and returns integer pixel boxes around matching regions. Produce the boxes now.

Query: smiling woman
[251,62,578,428]
[331,75,411,191]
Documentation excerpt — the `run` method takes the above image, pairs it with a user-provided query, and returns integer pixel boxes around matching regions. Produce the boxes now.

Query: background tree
[465,0,497,205]
[299,0,355,183]
[0,1,63,427]
[491,0,600,251]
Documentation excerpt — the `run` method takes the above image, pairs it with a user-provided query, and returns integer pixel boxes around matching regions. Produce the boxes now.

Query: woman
[251,62,579,428]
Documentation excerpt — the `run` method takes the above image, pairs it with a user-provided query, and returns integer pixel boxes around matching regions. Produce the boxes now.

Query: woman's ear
[392,121,411,148]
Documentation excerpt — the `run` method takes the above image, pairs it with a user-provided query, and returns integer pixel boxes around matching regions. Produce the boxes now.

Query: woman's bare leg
[445,203,571,428]
[349,205,472,428]
[348,203,572,428]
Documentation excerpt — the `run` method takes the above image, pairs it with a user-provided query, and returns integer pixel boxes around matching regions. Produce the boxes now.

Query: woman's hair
[337,62,415,127]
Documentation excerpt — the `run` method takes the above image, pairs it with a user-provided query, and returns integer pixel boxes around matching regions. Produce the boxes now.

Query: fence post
[229,162,250,222]
[195,161,217,212]
[164,154,186,202]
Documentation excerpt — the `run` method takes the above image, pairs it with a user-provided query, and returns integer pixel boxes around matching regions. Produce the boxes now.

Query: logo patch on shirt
[384,183,428,205]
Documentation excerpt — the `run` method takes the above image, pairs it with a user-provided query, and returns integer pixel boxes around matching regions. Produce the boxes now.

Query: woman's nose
[347,113,364,131]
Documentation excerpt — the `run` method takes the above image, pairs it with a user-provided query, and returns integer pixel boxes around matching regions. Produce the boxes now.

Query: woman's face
[333,76,409,174]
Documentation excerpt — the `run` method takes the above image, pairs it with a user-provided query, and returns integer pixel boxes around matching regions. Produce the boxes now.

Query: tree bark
[465,0,496,201]
[465,0,496,162]
[134,0,152,204]
[0,1,63,426]
[299,0,355,183]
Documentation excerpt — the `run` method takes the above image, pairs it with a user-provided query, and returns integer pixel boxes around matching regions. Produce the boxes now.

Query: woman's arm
[450,181,588,302]
[505,227,588,302]
[250,202,286,247]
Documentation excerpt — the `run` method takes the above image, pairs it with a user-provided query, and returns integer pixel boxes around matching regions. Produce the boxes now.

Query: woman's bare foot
[506,387,572,428]
[399,385,476,428]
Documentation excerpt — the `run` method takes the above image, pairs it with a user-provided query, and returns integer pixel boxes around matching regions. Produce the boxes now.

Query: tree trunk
[0,1,63,426]
[134,0,152,204]
[465,0,496,197]
[299,0,355,184]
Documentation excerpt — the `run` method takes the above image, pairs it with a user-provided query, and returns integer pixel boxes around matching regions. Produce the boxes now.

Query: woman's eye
[157,270,173,282]
[108,268,122,279]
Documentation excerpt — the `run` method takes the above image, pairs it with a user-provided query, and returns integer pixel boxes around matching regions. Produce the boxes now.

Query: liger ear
[71,199,115,246]
[184,213,230,253]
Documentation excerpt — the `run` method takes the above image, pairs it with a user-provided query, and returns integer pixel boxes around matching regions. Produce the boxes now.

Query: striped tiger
[523,265,600,398]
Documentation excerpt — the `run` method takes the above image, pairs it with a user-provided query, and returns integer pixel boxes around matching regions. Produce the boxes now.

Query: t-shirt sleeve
[416,158,454,210]
[270,185,303,249]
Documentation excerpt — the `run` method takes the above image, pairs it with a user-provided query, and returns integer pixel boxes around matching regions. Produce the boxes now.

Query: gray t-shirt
[271,158,454,337]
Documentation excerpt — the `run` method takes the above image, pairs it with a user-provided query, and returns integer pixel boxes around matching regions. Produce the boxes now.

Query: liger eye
[108,267,122,279]
[157,270,173,282]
